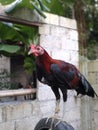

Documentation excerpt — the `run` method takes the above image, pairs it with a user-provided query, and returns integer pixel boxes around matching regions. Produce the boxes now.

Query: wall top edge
[43,12,77,30]
[0,5,77,29]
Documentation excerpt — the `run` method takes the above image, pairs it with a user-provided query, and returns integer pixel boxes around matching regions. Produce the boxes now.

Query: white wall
[38,12,80,130]
[0,56,10,73]
[80,59,98,130]
[0,12,79,130]
[0,11,97,130]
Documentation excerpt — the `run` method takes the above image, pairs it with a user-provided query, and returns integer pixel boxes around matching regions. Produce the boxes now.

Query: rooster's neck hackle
[39,51,52,63]
[37,50,53,73]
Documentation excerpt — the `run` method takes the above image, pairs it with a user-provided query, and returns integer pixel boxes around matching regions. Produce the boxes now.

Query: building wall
[88,60,98,86]
[0,56,10,89]
[0,56,10,73]
[0,101,41,130]
[0,13,79,130]
[87,60,98,130]
[38,12,80,130]
[79,58,98,130]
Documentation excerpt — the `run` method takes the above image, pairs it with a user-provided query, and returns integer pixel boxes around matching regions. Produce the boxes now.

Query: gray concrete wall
[0,12,80,130]
[87,60,98,130]
[79,59,98,130]
[0,56,10,73]
[88,60,98,86]
[0,9,97,130]
[0,101,41,130]
[38,12,80,130]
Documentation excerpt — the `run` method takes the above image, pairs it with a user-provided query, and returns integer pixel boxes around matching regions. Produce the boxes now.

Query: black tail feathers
[77,75,98,98]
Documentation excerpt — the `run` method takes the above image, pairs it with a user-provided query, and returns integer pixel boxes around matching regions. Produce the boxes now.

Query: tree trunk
[74,0,87,56]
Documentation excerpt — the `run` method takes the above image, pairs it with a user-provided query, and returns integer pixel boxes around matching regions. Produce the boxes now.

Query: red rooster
[28,44,98,115]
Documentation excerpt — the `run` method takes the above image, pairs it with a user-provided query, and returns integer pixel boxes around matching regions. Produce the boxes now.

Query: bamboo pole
[0,89,37,98]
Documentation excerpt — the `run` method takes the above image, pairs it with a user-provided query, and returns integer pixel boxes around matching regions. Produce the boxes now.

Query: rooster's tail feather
[77,75,98,98]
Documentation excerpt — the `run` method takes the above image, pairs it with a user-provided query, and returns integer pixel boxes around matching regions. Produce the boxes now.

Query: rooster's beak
[28,50,32,55]
[28,44,36,55]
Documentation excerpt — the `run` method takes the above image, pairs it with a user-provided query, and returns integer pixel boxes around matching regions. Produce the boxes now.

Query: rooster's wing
[50,62,80,89]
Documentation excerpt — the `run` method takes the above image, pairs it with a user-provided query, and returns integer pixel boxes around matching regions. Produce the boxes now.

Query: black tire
[34,118,75,130]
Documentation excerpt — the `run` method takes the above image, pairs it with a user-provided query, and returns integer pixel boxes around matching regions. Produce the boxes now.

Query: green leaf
[0,0,14,5]
[0,44,20,53]
[0,22,25,43]
[2,0,47,18]
[13,24,38,44]
[5,0,22,13]
[37,0,50,11]
[30,0,46,18]
[23,56,35,74]
[47,0,64,16]
[45,0,51,3]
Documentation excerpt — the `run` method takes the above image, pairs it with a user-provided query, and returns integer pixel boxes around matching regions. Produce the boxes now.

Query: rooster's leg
[45,99,60,125]
[46,99,61,127]
[45,99,61,126]
[55,101,66,120]
[51,87,60,116]
[55,99,60,115]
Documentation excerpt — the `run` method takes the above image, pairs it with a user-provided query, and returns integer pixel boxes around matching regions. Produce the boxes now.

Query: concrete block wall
[0,56,10,88]
[38,12,80,130]
[0,101,41,130]
[88,60,98,85]
[0,56,10,73]
[0,13,79,130]
[38,13,98,130]
[87,60,98,130]
[39,12,78,66]
[0,11,97,130]
[79,58,98,130]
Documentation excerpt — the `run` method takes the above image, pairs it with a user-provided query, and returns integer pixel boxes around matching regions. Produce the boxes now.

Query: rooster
[28,44,98,115]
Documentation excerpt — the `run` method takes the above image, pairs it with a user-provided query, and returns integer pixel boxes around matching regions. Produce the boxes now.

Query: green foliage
[13,24,38,44]
[23,56,35,74]
[0,0,14,5]
[87,43,97,60]
[0,0,98,61]
[0,22,25,42]
[0,0,49,18]
[45,0,64,16]
[30,1,46,18]
[87,40,98,60]
[42,0,74,18]
[45,0,98,59]
[0,22,38,53]
[0,22,38,73]
[0,44,20,54]
[84,0,98,59]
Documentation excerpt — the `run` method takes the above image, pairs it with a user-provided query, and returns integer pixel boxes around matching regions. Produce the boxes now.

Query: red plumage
[28,44,98,114]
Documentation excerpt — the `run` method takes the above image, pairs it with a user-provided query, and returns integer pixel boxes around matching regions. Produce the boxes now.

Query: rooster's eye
[36,47,40,50]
